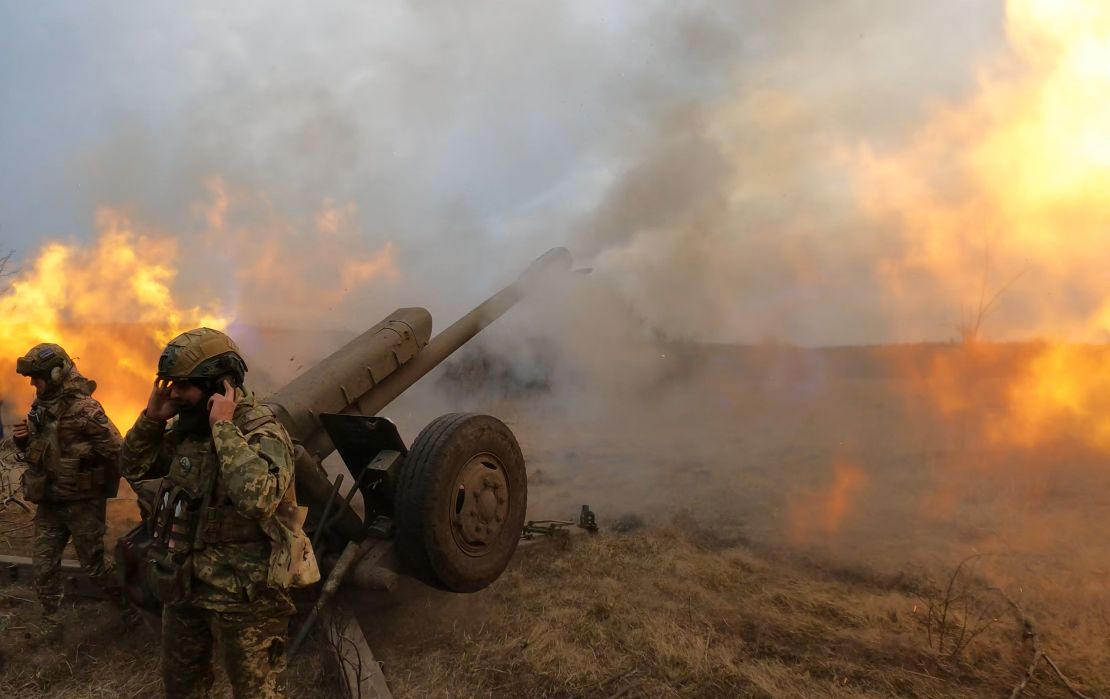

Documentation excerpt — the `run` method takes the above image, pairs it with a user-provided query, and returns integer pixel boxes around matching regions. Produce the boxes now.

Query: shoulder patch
[94,412,109,424]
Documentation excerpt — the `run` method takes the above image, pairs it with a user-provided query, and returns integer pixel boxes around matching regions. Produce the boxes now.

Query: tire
[394,413,527,592]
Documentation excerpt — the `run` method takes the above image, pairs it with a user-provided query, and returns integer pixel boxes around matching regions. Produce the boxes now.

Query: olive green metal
[266,248,573,543]
[270,309,430,543]
[317,247,573,440]
[267,307,433,449]
[450,451,511,555]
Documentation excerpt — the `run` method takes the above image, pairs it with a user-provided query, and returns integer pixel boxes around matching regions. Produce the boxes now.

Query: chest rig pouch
[19,409,59,504]
[19,463,48,504]
[145,438,218,605]
[21,402,111,502]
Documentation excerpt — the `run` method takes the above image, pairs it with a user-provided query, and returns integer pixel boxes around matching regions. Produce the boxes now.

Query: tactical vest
[143,404,318,605]
[23,402,117,502]
[148,435,267,555]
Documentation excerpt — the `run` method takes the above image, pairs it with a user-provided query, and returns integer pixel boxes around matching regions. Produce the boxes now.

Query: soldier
[12,343,124,641]
[120,328,317,699]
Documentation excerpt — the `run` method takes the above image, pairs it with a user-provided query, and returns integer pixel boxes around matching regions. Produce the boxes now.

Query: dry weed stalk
[919,555,1093,697]
[0,438,26,507]
[992,588,1093,699]
[917,554,1004,661]
[322,612,361,698]
[0,248,14,294]
[956,245,1027,344]
[323,607,391,699]
[0,439,33,550]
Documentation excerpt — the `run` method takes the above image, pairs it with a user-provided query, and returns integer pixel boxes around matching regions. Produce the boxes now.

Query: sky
[0,2,1023,344]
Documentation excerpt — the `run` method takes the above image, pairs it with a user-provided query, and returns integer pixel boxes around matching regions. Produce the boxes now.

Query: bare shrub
[916,555,1006,661]
[955,246,1026,344]
[0,438,30,521]
[0,248,14,294]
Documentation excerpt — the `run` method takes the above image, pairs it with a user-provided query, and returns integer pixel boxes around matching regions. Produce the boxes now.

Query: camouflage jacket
[16,373,121,502]
[119,386,296,614]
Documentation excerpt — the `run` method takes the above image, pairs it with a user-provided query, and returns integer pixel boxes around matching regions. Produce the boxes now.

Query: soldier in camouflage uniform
[120,328,316,699]
[12,343,124,640]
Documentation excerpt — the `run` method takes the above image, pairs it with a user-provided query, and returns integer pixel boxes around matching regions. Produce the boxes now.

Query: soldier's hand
[146,378,177,422]
[207,380,236,428]
[11,420,29,440]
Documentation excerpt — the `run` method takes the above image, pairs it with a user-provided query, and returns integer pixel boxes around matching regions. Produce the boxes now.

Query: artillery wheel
[395,413,526,592]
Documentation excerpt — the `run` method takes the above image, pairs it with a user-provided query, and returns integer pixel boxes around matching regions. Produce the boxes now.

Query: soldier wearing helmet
[120,328,316,698]
[12,342,125,641]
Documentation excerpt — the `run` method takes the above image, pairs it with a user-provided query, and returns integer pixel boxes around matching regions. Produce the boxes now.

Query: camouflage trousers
[32,498,118,617]
[162,603,289,699]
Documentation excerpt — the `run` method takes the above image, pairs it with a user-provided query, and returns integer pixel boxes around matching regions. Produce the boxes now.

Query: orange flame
[197,178,399,326]
[0,209,228,428]
[999,345,1110,450]
[858,0,1110,336]
[786,461,869,546]
[858,0,1110,451]
[1,177,400,429]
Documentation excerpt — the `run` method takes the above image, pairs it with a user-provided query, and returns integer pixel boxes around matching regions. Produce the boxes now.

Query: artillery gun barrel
[268,307,434,450]
[301,246,572,459]
[266,247,573,539]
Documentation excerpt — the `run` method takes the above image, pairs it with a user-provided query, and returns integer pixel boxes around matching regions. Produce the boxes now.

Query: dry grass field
[360,523,1049,698]
[2,341,1108,697]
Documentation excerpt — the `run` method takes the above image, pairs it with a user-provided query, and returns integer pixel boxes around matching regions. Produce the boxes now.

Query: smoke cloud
[3,0,1007,343]
[8,1,1110,655]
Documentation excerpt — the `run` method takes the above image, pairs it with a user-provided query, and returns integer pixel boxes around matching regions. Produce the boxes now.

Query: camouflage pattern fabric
[121,385,296,695]
[162,601,289,699]
[18,371,124,634]
[33,499,119,629]
[120,386,296,614]
[16,370,122,502]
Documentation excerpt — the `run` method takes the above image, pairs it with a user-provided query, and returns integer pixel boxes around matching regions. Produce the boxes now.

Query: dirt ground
[0,584,341,698]
[1,342,1107,697]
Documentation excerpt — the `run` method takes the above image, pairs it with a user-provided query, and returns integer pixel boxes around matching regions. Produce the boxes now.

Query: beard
[35,381,60,401]
[173,395,212,436]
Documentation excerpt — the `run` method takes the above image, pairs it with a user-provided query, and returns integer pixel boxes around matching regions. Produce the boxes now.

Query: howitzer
[117,248,573,613]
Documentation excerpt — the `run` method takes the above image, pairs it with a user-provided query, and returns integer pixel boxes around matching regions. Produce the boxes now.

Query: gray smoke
[2,0,1006,343]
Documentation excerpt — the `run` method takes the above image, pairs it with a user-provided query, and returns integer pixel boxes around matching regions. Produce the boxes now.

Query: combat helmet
[16,343,73,383]
[157,328,248,387]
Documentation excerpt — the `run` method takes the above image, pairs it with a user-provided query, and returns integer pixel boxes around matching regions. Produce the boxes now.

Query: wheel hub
[451,453,510,554]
